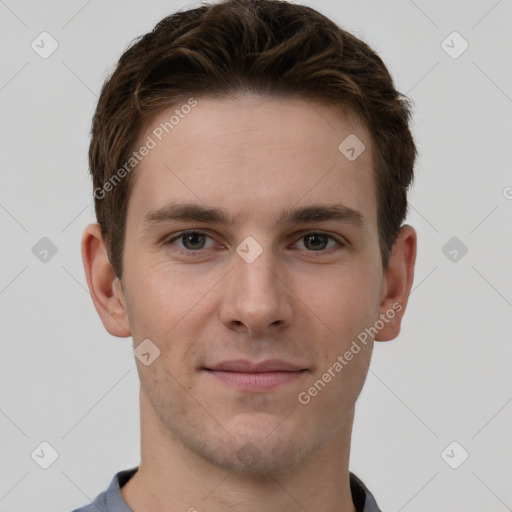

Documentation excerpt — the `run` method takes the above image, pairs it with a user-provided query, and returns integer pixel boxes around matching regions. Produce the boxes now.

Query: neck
[121,390,357,512]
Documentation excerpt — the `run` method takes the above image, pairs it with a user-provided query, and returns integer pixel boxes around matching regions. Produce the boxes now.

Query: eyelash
[163,230,346,257]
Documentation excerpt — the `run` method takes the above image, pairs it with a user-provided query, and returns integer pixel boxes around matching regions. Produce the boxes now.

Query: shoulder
[69,467,138,512]
[350,472,383,512]
[70,492,107,512]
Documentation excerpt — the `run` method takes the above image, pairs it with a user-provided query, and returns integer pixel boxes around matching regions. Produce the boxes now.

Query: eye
[293,232,344,252]
[163,230,345,257]
[164,231,217,254]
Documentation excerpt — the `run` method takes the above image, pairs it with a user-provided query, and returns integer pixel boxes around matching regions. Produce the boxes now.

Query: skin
[82,93,416,512]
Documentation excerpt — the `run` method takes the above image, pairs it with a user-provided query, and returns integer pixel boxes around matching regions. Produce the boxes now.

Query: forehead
[127,94,377,231]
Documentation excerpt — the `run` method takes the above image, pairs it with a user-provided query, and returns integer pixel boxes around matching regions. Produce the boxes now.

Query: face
[118,94,387,474]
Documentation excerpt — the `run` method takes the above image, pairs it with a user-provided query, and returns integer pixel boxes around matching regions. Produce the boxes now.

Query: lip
[207,359,305,372]
[204,359,308,391]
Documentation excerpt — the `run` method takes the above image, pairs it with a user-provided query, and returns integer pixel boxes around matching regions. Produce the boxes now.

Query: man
[76,0,417,510]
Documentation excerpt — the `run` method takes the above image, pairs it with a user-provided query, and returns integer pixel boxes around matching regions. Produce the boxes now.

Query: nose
[218,241,294,337]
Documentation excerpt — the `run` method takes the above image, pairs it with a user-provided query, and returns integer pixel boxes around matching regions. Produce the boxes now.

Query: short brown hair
[89,0,416,280]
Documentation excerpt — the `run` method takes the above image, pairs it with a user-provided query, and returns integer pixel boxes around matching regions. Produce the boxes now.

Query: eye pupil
[305,234,327,250]
[183,233,205,250]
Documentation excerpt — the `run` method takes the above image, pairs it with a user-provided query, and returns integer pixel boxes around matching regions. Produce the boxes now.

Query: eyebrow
[141,202,366,230]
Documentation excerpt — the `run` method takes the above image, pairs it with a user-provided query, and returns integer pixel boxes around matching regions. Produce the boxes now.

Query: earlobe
[81,223,131,338]
[375,225,417,342]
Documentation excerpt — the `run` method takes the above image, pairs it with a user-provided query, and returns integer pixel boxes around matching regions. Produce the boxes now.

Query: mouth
[203,359,309,391]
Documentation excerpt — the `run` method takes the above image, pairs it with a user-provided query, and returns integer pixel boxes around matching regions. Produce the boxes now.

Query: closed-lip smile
[204,359,309,391]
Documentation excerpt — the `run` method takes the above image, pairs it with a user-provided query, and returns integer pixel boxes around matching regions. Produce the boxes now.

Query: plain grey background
[1,1,511,511]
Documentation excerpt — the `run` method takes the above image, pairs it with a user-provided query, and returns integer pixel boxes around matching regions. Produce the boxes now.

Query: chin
[190,418,325,476]
[203,441,313,475]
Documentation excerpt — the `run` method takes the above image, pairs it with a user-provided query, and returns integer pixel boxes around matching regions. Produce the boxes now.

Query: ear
[375,224,417,342]
[81,223,131,338]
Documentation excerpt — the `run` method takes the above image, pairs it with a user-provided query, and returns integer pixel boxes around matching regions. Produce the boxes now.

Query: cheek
[124,258,204,338]
[300,295,375,415]
[125,261,210,376]
[298,261,381,341]
[137,354,202,433]
[326,344,373,412]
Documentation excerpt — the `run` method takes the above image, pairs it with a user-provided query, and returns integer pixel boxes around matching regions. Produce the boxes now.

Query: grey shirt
[71,466,383,512]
